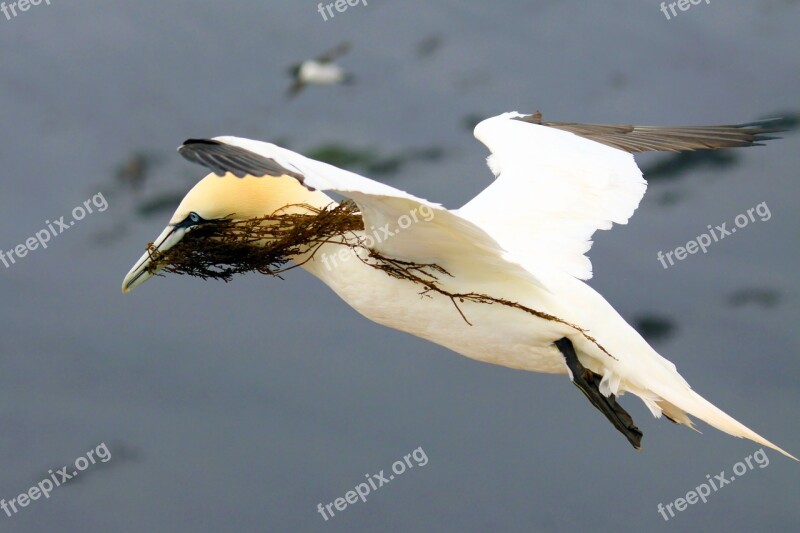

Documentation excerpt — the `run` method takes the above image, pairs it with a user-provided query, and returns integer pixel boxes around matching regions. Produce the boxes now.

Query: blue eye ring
[175,212,204,229]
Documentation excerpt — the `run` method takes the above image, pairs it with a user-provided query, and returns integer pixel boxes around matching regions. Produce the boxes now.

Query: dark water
[1,1,799,531]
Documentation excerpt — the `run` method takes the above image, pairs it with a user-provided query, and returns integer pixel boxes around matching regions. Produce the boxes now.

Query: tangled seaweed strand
[363,252,617,360]
[143,200,615,360]
[144,201,363,281]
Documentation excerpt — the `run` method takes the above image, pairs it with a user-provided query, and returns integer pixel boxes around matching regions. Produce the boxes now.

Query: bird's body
[122,112,796,459]
[299,222,721,431]
[296,61,349,86]
[300,232,570,374]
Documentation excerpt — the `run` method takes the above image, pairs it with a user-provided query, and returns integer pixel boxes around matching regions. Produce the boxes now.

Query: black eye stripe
[176,212,204,229]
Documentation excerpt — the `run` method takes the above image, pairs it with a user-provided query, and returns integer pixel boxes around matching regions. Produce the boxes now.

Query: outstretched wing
[316,41,351,64]
[459,112,780,279]
[177,137,545,288]
[517,111,781,153]
[286,79,306,98]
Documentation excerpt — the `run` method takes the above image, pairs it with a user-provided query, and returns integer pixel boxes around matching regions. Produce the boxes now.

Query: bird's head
[121,172,331,293]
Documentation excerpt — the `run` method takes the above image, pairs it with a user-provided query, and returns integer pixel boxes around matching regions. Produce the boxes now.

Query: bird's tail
[646,381,797,461]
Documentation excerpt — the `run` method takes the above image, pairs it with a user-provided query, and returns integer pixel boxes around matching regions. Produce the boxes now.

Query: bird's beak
[121,224,186,294]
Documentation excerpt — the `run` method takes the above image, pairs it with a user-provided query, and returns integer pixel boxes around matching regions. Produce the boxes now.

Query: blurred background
[0,1,798,531]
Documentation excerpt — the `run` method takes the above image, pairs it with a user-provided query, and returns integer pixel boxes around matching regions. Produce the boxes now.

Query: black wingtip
[737,117,785,128]
[177,139,229,176]
[180,138,221,147]
[176,137,312,187]
[735,118,788,140]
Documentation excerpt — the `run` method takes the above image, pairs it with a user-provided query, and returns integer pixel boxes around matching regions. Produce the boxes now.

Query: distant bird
[287,42,353,98]
[115,152,153,192]
[415,34,444,59]
[121,112,795,459]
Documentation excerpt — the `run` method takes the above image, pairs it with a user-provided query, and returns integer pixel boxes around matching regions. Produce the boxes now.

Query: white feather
[190,121,795,460]
[212,136,547,289]
[460,112,647,280]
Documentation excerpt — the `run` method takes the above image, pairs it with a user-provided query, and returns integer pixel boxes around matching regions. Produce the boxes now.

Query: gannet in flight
[287,41,353,98]
[121,111,795,459]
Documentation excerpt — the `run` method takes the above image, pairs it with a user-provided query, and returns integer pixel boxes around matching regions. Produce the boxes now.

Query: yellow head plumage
[122,172,332,293]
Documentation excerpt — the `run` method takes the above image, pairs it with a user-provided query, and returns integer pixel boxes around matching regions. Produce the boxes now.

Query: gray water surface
[0,1,799,531]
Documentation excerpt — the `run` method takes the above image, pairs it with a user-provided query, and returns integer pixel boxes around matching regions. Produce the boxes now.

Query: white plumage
[463,112,647,280]
[122,112,795,459]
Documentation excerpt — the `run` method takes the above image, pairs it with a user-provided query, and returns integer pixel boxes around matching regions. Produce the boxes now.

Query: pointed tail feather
[655,386,797,461]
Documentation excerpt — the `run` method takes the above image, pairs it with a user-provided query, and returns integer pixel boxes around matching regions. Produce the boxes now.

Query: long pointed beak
[121,225,186,294]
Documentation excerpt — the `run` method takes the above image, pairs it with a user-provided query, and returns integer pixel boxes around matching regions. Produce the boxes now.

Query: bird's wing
[286,79,306,98]
[459,112,780,279]
[177,137,545,288]
[316,41,351,64]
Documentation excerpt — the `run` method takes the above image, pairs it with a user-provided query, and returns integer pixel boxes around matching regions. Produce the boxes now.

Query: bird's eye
[176,212,204,229]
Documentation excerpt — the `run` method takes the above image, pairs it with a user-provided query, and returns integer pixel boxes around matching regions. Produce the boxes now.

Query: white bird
[287,42,353,98]
[122,111,795,459]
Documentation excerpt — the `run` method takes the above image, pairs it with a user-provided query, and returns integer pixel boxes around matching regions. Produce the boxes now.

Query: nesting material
[143,199,613,359]
[144,201,363,281]
[368,253,615,360]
